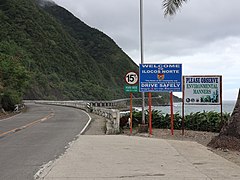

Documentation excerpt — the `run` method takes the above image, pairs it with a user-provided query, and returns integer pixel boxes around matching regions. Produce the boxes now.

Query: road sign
[124,85,139,93]
[183,75,221,105]
[139,64,182,92]
[125,71,138,85]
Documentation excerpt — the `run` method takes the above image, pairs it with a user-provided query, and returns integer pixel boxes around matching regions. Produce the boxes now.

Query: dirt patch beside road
[0,111,16,120]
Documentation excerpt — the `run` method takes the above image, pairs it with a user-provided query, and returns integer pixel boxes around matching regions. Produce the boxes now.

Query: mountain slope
[0,0,137,100]
[43,4,136,90]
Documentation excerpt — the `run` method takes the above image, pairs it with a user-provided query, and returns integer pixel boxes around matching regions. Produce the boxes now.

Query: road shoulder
[83,113,106,135]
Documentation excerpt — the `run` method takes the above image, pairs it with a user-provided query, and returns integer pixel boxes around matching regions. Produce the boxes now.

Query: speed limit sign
[125,71,138,85]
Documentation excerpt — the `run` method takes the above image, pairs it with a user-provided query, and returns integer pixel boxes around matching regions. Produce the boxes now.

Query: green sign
[124,85,139,93]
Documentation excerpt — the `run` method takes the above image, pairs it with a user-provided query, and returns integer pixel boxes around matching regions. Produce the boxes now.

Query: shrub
[1,89,21,111]
[124,110,230,133]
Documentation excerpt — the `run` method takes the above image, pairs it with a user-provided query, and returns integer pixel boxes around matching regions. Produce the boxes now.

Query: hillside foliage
[0,0,137,102]
[0,41,30,110]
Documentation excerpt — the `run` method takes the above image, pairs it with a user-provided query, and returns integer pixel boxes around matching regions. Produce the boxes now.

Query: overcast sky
[53,0,240,100]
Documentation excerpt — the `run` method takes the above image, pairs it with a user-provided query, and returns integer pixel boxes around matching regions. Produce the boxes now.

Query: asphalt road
[0,103,90,180]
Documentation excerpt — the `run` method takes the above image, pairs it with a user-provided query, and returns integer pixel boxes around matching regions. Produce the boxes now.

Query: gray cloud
[53,0,240,100]
[37,0,56,7]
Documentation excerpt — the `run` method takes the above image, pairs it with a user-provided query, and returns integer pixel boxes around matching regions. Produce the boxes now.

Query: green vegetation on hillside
[43,5,137,91]
[0,41,29,110]
[0,0,137,102]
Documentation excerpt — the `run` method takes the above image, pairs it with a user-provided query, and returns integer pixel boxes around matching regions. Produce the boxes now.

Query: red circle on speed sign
[125,71,138,85]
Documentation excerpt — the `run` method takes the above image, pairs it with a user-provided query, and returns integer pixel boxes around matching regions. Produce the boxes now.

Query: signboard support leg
[142,93,145,124]
[182,98,185,136]
[220,76,223,124]
[170,92,174,136]
[182,76,185,136]
[148,92,152,135]
[130,92,133,134]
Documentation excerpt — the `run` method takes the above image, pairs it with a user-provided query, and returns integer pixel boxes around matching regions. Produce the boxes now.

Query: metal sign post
[130,92,133,134]
[170,92,174,135]
[140,0,145,125]
[220,76,223,123]
[182,76,185,135]
[124,71,139,135]
[148,92,152,135]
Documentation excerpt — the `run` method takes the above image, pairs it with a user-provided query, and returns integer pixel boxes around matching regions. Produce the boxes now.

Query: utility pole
[140,0,145,124]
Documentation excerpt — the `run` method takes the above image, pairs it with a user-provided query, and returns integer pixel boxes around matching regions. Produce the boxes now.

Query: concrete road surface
[0,103,90,180]
[40,135,240,180]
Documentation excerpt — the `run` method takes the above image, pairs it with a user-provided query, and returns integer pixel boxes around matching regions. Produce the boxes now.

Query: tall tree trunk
[208,89,240,151]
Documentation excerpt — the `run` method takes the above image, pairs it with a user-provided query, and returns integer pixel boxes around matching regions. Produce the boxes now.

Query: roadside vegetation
[121,110,230,133]
[0,41,30,111]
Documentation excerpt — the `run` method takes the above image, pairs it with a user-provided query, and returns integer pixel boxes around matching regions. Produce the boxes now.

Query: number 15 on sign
[125,71,138,85]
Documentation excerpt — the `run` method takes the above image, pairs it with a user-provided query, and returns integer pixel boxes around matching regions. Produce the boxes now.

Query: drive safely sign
[139,64,182,92]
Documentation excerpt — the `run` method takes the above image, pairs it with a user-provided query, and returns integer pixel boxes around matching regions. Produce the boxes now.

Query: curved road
[0,103,90,180]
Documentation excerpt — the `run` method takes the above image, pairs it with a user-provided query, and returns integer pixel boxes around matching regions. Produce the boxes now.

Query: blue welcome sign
[139,64,182,92]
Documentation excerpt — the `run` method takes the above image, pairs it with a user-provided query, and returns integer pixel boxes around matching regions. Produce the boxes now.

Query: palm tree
[162,0,240,150]
[163,0,188,16]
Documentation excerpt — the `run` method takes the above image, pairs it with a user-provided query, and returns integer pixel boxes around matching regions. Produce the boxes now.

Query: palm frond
[163,0,188,17]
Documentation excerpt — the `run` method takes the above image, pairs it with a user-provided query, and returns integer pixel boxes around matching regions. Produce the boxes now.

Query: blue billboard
[139,64,182,92]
